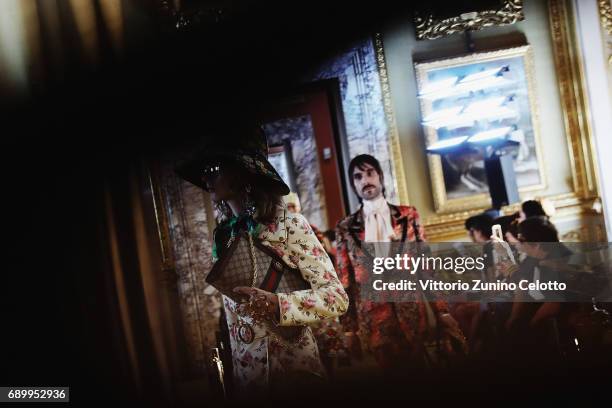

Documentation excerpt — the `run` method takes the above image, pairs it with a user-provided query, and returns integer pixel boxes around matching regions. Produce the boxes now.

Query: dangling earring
[243,185,256,217]
[214,200,232,220]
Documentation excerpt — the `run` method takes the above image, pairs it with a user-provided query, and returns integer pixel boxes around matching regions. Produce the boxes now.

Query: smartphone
[492,224,504,241]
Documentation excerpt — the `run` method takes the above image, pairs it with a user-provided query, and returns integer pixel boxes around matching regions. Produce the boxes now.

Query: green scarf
[212,213,261,261]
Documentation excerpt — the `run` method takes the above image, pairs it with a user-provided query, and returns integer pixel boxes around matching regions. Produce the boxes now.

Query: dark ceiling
[4,0,418,152]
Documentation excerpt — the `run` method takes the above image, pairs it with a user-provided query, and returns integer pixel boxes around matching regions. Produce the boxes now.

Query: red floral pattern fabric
[335,204,449,356]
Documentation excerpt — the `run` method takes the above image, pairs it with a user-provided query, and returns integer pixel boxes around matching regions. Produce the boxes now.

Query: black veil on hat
[174,122,290,195]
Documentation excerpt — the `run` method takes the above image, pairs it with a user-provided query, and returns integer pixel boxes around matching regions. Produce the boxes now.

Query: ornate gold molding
[423,0,605,241]
[414,0,524,41]
[560,223,606,242]
[415,45,546,214]
[425,192,602,241]
[374,32,411,206]
[549,0,599,198]
[600,0,612,36]
[147,161,177,279]
[599,0,612,65]
[560,227,586,242]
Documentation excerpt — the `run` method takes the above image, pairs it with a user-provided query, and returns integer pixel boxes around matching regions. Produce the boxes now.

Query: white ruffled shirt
[362,195,394,243]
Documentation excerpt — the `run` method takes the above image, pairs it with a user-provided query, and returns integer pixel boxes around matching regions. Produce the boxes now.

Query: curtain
[0,0,125,98]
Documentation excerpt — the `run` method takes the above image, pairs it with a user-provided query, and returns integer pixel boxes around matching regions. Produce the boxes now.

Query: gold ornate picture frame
[415,45,546,214]
[422,0,603,240]
[375,32,411,207]
[414,0,525,41]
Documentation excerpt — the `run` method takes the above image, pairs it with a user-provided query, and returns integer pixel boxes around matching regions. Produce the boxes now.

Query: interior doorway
[259,80,350,231]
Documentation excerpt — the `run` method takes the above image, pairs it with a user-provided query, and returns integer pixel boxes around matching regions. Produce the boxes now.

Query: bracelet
[241,293,276,324]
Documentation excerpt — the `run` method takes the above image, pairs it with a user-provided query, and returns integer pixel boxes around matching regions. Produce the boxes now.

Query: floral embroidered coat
[216,207,349,394]
[335,203,449,356]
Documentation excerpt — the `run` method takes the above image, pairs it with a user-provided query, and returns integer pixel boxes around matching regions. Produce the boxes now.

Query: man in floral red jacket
[335,154,461,372]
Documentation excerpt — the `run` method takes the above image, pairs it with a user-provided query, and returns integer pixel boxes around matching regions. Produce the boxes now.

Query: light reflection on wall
[100,0,124,53]
[0,0,29,90]
[70,0,99,63]
[0,0,125,96]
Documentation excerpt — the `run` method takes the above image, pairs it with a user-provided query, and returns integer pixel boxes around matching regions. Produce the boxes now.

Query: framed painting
[415,45,546,213]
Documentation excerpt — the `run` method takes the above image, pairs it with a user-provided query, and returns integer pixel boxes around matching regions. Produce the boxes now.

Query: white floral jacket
[219,207,349,395]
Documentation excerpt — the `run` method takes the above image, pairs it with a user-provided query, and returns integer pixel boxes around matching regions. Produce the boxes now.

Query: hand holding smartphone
[490,223,517,267]
[492,224,504,242]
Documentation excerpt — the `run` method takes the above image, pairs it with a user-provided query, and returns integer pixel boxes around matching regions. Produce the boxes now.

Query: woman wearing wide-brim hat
[175,124,349,397]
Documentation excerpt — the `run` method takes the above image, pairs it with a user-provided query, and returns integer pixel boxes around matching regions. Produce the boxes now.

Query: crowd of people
[462,202,572,367]
[175,124,610,400]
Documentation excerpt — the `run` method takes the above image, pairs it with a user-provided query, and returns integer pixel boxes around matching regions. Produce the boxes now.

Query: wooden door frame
[258,79,351,226]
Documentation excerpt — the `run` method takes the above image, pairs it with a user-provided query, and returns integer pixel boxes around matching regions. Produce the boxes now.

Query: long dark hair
[247,173,284,224]
[518,216,559,242]
[465,214,494,237]
[522,200,547,219]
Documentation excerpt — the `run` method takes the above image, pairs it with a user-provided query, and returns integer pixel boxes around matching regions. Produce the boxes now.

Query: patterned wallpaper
[159,160,221,373]
[264,115,329,230]
[306,36,398,206]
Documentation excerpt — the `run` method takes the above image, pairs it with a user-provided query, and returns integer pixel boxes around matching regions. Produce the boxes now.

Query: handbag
[206,231,310,302]
[206,230,311,344]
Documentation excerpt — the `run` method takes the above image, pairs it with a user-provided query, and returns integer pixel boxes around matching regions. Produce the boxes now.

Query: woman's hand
[233,286,280,321]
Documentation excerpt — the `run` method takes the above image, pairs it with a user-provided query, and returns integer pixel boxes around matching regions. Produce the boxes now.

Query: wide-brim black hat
[174,125,290,196]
